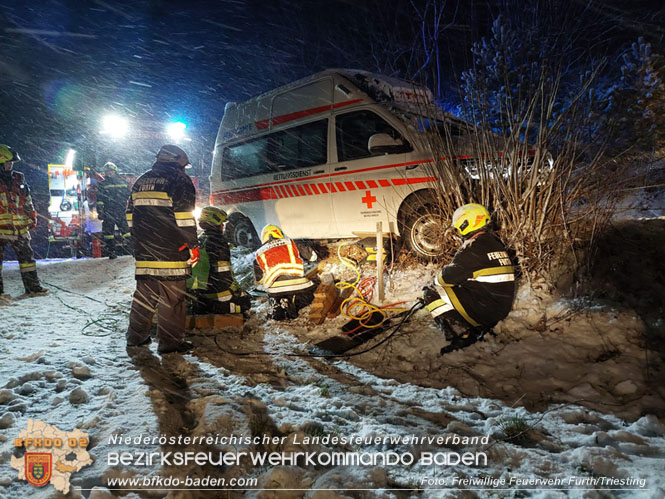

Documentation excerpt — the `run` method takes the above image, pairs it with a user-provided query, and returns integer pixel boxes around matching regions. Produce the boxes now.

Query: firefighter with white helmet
[422,203,516,354]
[188,206,251,314]
[125,145,198,354]
[254,224,316,320]
[0,144,47,299]
[97,161,131,259]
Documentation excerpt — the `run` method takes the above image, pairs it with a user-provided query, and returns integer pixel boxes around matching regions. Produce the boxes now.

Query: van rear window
[222,119,328,181]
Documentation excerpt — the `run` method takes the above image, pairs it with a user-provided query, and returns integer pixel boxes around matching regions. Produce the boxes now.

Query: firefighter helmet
[452,203,491,236]
[104,161,119,172]
[199,206,227,228]
[0,144,20,163]
[261,224,284,244]
[156,144,190,168]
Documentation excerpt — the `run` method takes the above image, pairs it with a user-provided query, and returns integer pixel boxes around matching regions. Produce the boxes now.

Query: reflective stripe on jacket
[434,231,516,327]
[126,162,198,280]
[0,171,35,238]
[255,238,315,295]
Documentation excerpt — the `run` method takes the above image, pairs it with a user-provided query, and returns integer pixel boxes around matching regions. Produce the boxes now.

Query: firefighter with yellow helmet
[188,206,251,314]
[254,224,316,320]
[422,203,515,354]
[0,144,47,299]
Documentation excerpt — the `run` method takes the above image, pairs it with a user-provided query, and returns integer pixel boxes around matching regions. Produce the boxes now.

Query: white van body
[210,69,471,257]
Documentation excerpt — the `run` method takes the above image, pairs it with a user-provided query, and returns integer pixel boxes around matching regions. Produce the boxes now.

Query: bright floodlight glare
[167,121,187,141]
[100,114,129,138]
[65,149,76,169]
[192,206,202,224]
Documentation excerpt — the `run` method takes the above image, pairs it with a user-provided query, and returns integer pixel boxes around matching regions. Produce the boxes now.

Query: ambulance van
[210,69,474,258]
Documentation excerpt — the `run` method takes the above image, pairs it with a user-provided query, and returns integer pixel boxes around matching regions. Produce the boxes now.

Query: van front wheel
[225,216,260,250]
[403,205,447,259]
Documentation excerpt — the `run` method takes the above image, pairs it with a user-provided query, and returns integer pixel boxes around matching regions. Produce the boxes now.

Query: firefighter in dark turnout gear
[254,224,316,320]
[422,204,515,354]
[0,145,47,298]
[125,145,198,354]
[97,162,131,259]
[188,206,251,314]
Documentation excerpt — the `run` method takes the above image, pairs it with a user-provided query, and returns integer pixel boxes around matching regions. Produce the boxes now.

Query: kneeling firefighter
[254,224,316,320]
[422,203,516,354]
[188,206,251,314]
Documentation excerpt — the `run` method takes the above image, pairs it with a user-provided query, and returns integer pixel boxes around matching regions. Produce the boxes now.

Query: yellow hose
[335,242,408,329]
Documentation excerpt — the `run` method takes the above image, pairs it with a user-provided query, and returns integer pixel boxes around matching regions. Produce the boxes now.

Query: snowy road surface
[0,256,663,498]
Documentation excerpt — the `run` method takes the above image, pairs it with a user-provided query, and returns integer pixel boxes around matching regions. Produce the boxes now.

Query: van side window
[336,110,409,162]
[222,119,328,180]
[272,119,328,170]
[222,136,272,181]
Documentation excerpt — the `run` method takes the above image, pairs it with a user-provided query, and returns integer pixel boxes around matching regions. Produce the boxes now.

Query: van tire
[399,194,446,260]
[225,215,260,250]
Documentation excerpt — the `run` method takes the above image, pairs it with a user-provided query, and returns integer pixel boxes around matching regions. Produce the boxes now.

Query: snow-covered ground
[0,249,663,498]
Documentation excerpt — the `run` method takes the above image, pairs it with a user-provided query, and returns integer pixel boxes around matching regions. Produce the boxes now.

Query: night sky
[0,0,663,254]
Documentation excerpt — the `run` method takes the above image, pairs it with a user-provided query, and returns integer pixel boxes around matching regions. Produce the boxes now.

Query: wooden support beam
[309,273,339,324]
[186,314,244,329]
[377,221,384,303]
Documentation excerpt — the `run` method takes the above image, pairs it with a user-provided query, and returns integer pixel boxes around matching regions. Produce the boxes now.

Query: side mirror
[368,133,408,155]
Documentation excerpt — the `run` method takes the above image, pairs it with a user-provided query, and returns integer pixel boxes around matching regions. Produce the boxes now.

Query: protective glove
[28,214,37,231]
[309,251,318,262]
[188,246,200,267]
[421,286,440,306]
[97,209,105,221]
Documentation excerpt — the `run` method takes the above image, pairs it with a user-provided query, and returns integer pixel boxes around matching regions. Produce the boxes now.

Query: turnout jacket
[434,230,515,327]
[0,170,36,240]
[97,174,130,215]
[254,238,315,296]
[189,230,240,301]
[126,162,198,280]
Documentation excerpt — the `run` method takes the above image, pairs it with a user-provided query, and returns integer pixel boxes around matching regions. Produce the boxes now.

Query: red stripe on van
[407,176,436,184]
[356,181,367,190]
[209,174,439,206]
[254,99,363,130]
[212,187,276,204]
[344,181,356,191]
[366,180,378,188]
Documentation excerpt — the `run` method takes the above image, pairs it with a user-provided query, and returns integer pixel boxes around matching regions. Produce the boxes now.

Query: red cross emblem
[361,190,377,209]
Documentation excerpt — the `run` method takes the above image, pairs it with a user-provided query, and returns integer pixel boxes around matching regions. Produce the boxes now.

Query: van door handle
[406,164,419,170]
[313,169,324,174]
[334,166,347,171]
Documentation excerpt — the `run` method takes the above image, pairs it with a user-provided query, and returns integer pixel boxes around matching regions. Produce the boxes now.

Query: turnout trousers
[0,235,42,294]
[126,279,187,352]
[102,209,131,257]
